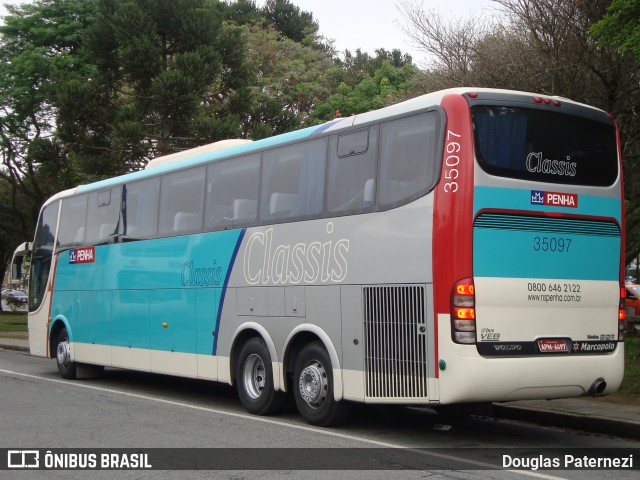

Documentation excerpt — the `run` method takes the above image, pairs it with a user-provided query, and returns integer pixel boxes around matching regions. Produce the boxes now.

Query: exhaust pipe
[587,377,607,396]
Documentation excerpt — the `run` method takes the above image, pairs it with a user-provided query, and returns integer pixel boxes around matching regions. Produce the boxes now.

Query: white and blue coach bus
[12,88,625,426]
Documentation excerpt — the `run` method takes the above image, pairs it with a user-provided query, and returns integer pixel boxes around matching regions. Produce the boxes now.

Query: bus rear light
[454,307,475,320]
[454,331,476,343]
[451,278,476,344]
[454,318,475,331]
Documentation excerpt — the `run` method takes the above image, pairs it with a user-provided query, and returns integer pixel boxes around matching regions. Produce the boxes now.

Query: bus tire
[55,327,76,379]
[293,341,351,427]
[236,337,287,416]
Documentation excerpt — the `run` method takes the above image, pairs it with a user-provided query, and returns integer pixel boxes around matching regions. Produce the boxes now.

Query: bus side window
[260,138,326,223]
[327,127,378,215]
[205,154,260,231]
[85,187,122,245]
[123,178,160,239]
[57,195,89,250]
[158,167,206,236]
[378,112,441,209]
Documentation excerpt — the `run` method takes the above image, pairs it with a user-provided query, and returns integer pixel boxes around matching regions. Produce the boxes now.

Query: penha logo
[69,246,95,264]
[531,190,578,208]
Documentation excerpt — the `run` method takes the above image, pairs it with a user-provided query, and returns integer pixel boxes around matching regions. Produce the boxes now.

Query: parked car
[625,284,640,316]
[4,289,27,304]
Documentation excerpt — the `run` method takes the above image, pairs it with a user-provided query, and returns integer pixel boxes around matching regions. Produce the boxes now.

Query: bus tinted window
[327,127,378,215]
[124,178,160,239]
[378,112,441,208]
[159,167,206,236]
[57,195,88,249]
[472,106,618,186]
[260,138,327,223]
[29,201,59,312]
[85,187,122,245]
[205,154,260,230]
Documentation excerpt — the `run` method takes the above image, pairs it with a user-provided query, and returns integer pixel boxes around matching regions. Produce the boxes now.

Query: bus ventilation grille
[473,213,621,236]
[363,285,428,398]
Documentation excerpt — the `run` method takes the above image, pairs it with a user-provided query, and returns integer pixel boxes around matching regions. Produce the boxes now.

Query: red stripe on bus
[433,93,475,377]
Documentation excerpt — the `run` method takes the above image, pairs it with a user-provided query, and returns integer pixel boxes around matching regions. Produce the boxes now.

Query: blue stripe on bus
[212,229,245,355]
[474,186,622,222]
[76,124,327,194]
[473,186,621,280]
[473,226,620,280]
[53,229,245,355]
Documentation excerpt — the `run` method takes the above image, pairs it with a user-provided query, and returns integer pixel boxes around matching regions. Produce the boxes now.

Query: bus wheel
[236,337,286,415]
[293,341,351,426]
[55,327,76,380]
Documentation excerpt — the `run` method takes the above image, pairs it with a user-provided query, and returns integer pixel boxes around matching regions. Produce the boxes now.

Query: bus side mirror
[10,241,31,281]
[11,256,23,280]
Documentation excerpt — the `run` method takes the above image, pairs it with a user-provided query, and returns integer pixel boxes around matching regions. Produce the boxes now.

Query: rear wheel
[236,337,287,415]
[55,327,76,379]
[293,341,351,426]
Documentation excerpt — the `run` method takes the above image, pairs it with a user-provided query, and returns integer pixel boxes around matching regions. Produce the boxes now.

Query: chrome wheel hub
[298,361,327,408]
[243,354,266,399]
[57,339,71,367]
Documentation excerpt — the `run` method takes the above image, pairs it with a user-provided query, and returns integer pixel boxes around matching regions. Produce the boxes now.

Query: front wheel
[293,342,351,427]
[55,327,76,379]
[236,337,287,415]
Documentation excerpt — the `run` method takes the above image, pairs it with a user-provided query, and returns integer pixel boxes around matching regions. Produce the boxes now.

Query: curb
[492,403,640,440]
[0,339,29,353]
[0,343,29,353]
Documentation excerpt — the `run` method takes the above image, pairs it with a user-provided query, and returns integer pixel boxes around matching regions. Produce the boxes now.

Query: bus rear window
[472,106,618,186]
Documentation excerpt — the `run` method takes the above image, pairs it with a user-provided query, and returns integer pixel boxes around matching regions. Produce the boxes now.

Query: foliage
[312,58,420,121]
[590,0,640,60]
[618,336,640,402]
[239,24,338,135]
[52,0,253,171]
[0,0,96,218]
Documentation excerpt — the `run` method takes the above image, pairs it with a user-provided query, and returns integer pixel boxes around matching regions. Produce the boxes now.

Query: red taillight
[452,278,476,344]
[619,286,626,340]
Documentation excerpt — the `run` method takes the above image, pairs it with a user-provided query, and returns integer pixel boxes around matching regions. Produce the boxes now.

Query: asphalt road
[0,349,638,480]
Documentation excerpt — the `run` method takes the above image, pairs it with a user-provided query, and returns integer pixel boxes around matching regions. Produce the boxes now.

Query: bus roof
[65,87,607,197]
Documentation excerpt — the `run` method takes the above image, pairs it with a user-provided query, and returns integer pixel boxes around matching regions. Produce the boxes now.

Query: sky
[259,0,498,66]
[0,0,498,66]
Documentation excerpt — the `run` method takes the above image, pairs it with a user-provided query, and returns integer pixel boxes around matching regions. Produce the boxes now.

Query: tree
[0,177,33,311]
[0,0,97,243]
[262,0,319,43]
[591,0,640,60]
[52,0,252,173]
[240,23,337,136]
[311,58,420,121]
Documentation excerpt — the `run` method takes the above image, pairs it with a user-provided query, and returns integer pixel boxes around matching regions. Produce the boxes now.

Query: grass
[616,336,640,402]
[0,312,27,332]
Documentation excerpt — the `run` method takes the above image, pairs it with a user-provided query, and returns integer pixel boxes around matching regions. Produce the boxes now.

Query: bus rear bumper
[435,315,625,405]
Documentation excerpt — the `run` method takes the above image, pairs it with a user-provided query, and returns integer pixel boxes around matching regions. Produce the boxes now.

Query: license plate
[537,339,569,353]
